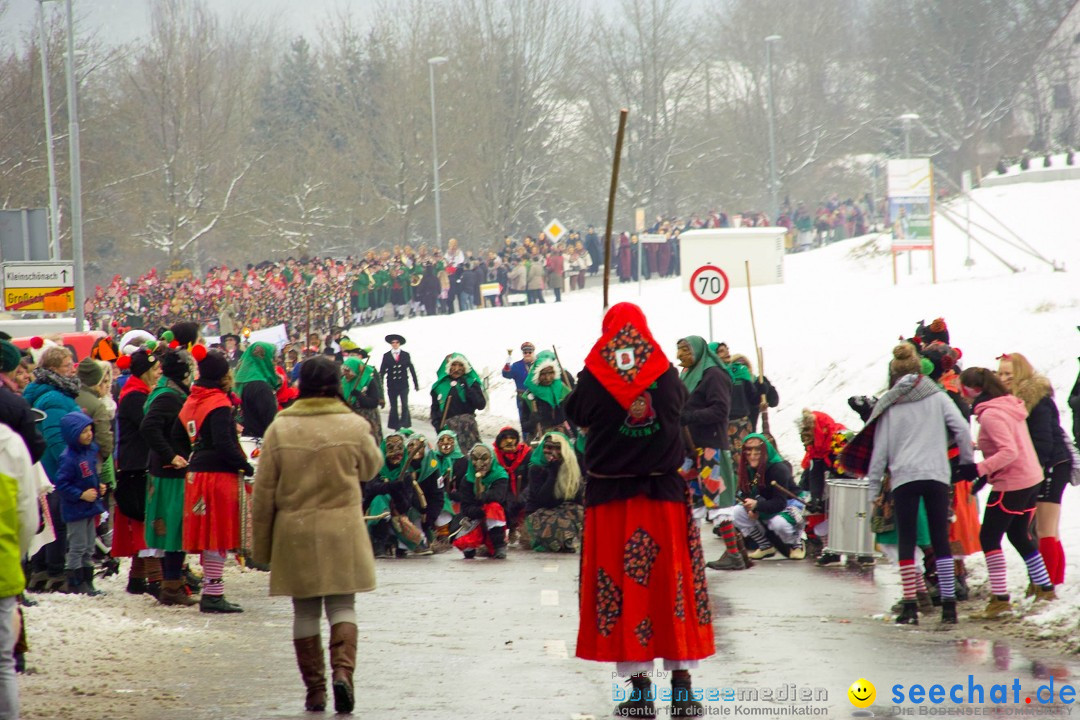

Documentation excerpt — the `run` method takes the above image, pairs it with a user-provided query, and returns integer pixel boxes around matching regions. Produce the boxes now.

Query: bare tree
[104,0,269,267]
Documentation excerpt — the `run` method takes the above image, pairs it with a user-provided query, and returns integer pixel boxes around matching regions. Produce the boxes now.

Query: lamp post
[57,0,85,330]
[428,56,448,250]
[899,112,920,157]
[37,1,61,260]
[764,35,781,225]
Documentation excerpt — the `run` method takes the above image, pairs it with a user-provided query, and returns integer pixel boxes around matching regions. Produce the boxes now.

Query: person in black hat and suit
[221,334,242,368]
[379,335,418,430]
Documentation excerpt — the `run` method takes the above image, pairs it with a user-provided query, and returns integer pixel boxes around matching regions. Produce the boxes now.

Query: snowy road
[20,539,1080,719]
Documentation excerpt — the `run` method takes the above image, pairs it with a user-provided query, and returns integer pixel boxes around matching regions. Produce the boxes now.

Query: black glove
[955,463,979,482]
[971,477,988,495]
[465,505,485,521]
[242,463,256,478]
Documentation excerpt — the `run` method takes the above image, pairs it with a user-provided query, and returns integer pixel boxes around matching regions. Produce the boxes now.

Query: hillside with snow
[353,174,1080,639]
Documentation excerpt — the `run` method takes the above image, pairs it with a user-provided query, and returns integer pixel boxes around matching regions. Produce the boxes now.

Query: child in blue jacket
[54,411,106,595]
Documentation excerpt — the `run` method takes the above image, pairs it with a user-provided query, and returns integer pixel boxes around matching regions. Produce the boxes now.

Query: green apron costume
[143,379,188,551]
[682,336,736,508]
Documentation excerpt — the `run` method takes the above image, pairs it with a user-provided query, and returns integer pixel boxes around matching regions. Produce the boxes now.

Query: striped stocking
[899,559,919,600]
[934,556,956,600]
[201,551,226,597]
[1023,552,1052,589]
[985,549,1007,596]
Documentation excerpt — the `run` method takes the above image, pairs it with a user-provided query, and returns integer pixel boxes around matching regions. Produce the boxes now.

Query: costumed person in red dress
[180,347,255,613]
[565,302,714,718]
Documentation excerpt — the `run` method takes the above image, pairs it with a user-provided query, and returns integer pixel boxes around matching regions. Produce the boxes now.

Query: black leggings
[1036,462,1070,504]
[980,485,1038,555]
[892,480,952,563]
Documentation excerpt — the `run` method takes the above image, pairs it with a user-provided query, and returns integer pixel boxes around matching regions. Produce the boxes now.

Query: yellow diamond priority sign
[543,219,566,242]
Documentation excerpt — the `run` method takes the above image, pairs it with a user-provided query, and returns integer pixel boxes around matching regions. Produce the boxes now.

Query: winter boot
[489,526,508,560]
[64,569,88,594]
[706,553,747,571]
[126,575,147,594]
[81,567,105,597]
[146,580,162,600]
[27,570,50,592]
[329,622,357,714]
[941,599,958,624]
[293,635,327,712]
[159,579,198,607]
[971,595,1012,620]
[200,593,244,614]
[917,591,934,613]
[670,670,704,717]
[1033,585,1057,603]
[895,600,919,625]
[614,673,655,718]
[789,544,806,561]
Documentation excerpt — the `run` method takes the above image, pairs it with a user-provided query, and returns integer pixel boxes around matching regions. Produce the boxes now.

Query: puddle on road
[953,638,1073,680]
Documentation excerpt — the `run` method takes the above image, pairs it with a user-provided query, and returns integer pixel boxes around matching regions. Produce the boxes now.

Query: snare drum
[823,478,877,557]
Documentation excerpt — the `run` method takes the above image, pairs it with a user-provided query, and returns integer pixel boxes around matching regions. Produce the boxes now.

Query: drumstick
[770,480,801,501]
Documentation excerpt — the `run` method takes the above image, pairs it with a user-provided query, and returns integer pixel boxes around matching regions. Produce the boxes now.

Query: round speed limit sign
[689,265,730,305]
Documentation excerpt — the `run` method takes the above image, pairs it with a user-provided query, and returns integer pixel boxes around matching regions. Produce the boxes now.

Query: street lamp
[764,35,781,225]
[428,56,448,250]
[37,0,61,260]
[899,113,920,157]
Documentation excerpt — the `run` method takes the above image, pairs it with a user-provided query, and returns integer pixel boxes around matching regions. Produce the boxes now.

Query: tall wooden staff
[744,260,770,437]
[603,109,629,311]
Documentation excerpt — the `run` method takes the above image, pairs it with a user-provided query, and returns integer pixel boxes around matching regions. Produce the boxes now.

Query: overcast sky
[1,0,374,48]
[1,0,644,49]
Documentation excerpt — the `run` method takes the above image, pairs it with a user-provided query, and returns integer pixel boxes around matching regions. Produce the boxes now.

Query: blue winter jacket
[53,411,105,523]
[22,380,80,481]
[501,359,532,392]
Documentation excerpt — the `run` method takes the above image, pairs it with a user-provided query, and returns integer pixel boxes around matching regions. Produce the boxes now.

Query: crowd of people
[4,297,1076,716]
[78,192,879,342]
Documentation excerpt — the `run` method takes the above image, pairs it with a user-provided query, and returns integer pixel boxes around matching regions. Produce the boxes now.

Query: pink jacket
[973,395,1042,492]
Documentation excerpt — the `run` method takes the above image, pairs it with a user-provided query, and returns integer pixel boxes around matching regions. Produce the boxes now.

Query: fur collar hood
[1014,374,1052,413]
[277,397,352,417]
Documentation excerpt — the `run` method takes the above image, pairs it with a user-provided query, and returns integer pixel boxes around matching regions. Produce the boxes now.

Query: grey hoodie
[866,374,973,496]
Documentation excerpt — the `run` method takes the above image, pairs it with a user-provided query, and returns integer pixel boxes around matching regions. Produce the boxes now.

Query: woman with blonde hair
[520,432,584,553]
[996,353,1073,587]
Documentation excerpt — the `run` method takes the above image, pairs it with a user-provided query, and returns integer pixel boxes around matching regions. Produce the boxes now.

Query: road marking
[544,639,568,658]
[543,563,559,573]
[541,589,559,606]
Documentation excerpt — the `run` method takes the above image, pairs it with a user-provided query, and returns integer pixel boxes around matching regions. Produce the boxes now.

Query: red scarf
[800,411,846,469]
[494,441,530,494]
[178,385,233,442]
[583,302,670,410]
[119,374,151,402]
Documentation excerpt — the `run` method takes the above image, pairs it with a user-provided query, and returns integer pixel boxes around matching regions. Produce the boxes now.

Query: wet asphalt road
[146,547,1080,720]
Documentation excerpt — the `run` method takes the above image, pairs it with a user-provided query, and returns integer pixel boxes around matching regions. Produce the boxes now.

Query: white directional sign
[3,262,75,288]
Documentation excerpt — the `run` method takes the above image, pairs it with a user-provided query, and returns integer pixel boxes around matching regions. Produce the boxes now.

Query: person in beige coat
[253,356,383,714]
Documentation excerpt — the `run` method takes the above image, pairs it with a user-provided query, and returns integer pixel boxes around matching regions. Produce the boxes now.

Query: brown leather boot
[293,635,327,712]
[158,579,198,607]
[328,622,357,713]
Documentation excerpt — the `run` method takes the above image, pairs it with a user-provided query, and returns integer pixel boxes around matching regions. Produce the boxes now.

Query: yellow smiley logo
[848,678,876,708]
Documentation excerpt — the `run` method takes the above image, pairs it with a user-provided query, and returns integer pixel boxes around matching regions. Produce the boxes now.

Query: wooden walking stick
[603,109,629,311]
[438,380,457,432]
[744,260,771,437]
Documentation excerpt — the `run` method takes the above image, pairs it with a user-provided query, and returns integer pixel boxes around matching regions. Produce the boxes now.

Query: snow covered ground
[356,173,1080,640]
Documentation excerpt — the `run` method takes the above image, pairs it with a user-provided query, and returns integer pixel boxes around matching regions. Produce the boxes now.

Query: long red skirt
[576,495,715,663]
[111,507,147,558]
[183,471,243,553]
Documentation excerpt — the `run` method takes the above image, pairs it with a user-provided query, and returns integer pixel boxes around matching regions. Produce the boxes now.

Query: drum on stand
[822,478,877,557]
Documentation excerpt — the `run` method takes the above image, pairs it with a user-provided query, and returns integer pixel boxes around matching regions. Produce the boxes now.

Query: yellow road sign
[3,286,75,312]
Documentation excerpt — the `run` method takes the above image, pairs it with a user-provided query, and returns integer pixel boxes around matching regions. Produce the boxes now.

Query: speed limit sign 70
[689,265,729,305]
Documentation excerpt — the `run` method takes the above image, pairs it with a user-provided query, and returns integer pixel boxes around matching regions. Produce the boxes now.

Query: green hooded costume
[233,341,281,396]
[435,429,464,476]
[528,431,572,468]
[680,336,724,394]
[708,341,753,385]
[431,352,485,414]
[342,356,377,401]
[523,351,570,409]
